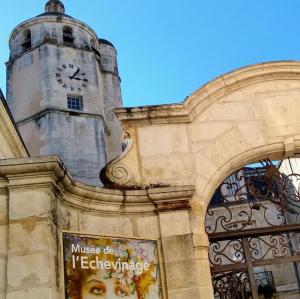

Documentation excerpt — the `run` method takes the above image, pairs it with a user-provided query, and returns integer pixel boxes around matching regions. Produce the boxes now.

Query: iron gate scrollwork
[205,159,300,299]
[213,271,250,299]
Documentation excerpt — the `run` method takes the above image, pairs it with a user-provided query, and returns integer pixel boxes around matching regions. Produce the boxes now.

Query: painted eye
[116,288,128,297]
[90,286,105,296]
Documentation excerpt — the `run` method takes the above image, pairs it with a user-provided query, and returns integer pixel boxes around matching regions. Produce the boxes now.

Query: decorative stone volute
[45,0,65,13]
[102,130,136,186]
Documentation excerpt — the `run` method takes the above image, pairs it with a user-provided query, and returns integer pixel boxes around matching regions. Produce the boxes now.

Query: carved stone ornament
[106,163,131,185]
[103,130,133,186]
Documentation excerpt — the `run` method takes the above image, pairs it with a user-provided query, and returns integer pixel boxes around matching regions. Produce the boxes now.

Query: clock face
[56,63,89,92]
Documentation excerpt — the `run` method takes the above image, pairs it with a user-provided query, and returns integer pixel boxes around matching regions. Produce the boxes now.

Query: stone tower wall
[6,6,123,185]
[99,41,123,160]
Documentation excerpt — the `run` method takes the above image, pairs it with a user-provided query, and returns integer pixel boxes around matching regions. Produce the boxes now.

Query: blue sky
[1,0,300,107]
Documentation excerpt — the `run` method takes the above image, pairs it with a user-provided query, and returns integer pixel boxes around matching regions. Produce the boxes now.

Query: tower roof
[45,0,65,14]
[98,39,115,49]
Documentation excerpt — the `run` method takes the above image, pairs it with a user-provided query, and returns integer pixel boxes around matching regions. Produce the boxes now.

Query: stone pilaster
[0,181,8,299]
[149,187,208,299]
[5,175,58,299]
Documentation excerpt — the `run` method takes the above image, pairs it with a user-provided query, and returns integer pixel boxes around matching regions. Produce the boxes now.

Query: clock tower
[6,0,123,185]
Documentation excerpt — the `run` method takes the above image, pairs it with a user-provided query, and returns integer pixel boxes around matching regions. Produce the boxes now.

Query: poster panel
[63,232,163,299]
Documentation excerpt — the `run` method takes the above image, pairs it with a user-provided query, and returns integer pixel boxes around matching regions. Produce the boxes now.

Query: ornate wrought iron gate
[205,159,300,299]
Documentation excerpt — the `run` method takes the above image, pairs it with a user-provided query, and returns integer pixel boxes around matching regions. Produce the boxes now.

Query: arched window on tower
[63,26,74,46]
[21,29,31,52]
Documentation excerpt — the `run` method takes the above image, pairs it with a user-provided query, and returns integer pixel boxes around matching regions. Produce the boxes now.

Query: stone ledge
[0,157,194,214]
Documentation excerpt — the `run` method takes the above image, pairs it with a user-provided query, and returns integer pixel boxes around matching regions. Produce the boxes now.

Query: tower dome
[45,0,65,14]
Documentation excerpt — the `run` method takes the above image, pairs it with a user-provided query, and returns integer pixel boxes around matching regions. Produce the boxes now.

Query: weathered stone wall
[99,41,123,161]
[0,157,197,299]
[36,112,107,184]
[106,61,300,298]
[6,185,58,299]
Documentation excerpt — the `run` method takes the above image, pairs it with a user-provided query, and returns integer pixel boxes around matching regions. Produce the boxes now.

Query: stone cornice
[9,15,98,43]
[115,61,300,125]
[0,156,194,214]
[6,40,93,66]
[16,107,110,136]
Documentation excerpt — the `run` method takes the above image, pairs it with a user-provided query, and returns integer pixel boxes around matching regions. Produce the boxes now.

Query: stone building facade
[6,0,123,186]
[1,1,300,299]
[104,61,300,299]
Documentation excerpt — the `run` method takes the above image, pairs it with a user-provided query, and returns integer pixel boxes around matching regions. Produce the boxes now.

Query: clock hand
[69,68,80,79]
[72,77,82,81]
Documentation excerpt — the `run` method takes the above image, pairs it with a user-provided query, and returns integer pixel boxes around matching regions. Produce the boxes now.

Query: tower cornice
[9,15,98,43]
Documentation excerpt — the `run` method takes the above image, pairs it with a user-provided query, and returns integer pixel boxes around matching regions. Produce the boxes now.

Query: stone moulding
[0,156,194,214]
[115,61,300,125]
[16,107,110,135]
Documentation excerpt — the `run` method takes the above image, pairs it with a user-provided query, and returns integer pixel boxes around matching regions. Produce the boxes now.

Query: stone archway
[103,61,300,298]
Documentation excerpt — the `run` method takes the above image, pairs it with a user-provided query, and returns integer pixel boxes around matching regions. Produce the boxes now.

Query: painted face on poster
[63,232,162,299]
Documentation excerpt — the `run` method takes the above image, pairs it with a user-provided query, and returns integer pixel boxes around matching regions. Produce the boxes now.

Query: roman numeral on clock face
[56,64,89,90]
